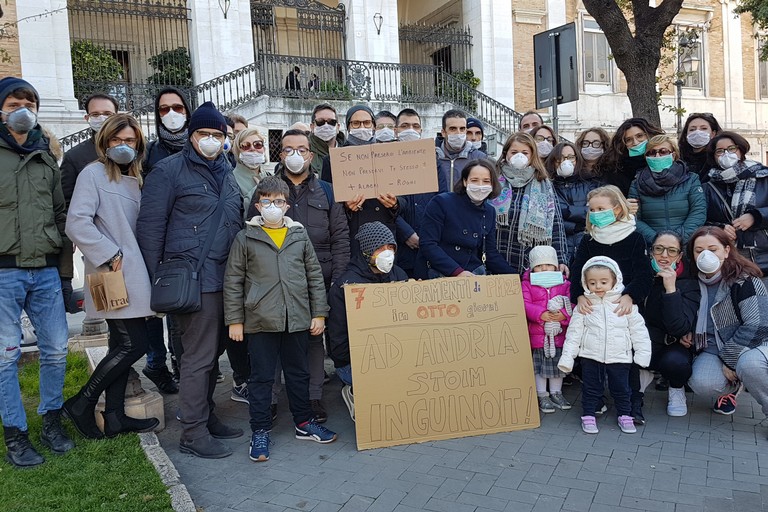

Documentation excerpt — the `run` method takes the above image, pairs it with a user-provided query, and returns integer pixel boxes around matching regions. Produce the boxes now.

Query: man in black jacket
[138,102,245,459]
[274,129,349,422]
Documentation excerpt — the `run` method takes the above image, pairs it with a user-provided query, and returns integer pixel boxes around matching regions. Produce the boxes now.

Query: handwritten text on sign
[330,138,438,201]
[344,275,538,450]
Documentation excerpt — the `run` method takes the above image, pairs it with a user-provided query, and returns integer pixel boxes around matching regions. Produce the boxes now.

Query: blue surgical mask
[651,258,676,273]
[646,154,673,173]
[105,144,137,165]
[589,209,616,228]
[529,270,564,288]
[3,107,37,134]
[628,140,648,157]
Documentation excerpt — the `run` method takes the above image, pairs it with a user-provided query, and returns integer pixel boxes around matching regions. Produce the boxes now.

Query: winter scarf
[490,164,555,245]
[695,271,723,351]
[708,160,768,217]
[158,124,188,150]
[590,215,637,245]
[635,161,690,197]
[544,295,572,358]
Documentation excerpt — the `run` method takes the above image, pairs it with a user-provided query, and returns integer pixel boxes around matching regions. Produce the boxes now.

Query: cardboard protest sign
[330,138,438,201]
[344,275,538,450]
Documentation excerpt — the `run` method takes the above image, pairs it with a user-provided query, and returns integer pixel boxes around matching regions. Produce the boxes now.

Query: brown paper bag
[87,270,129,311]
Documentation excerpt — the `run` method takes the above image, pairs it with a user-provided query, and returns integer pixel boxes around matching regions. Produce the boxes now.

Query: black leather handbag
[150,194,226,314]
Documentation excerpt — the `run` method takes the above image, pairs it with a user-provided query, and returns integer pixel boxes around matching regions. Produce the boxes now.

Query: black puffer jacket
[142,86,193,174]
[327,255,408,368]
[553,175,602,263]
[60,135,97,207]
[606,154,646,197]
[642,262,700,350]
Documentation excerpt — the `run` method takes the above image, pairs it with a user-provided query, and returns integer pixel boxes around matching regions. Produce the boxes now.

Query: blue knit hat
[466,117,484,136]
[187,101,227,137]
[0,77,39,108]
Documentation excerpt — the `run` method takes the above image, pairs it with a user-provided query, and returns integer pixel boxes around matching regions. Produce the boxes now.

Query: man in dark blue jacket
[138,102,244,459]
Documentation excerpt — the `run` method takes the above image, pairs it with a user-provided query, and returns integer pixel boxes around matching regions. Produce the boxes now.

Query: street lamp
[675,33,700,135]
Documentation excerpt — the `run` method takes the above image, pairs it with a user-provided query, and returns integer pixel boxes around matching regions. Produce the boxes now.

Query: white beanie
[528,245,558,269]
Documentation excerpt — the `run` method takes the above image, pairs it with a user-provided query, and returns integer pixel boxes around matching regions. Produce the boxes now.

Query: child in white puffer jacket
[558,256,651,435]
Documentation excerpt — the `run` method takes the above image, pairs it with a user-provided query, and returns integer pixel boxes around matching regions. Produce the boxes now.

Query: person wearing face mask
[702,131,768,275]
[0,77,74,467]
[374,110,397,143]
[575,127,610,175]
[544,142,603,261]
[415,159,515,279]
[640,231,699,417]
[686,226,768,418]
[601,118,664,197]
[327,221,409,421]
[308,103,344,177]
[519,111,544,133]
[64,114,160,440]
[138,101,245,459]
[59,93,119,314]
[628,135,706,246]
[436,110,485,189]
[465,117,488,154]
[232,128,268,216]
[489,133,568,274]
[224,176,336,462]
[678,113,722,182]
[530,125,557,160]
[143,87,193,175]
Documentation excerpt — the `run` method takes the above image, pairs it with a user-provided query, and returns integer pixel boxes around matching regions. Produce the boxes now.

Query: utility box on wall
[534,23,579,109]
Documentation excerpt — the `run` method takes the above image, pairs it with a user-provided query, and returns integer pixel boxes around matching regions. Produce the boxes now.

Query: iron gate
[67,0,191,110]
[399,22,472,74]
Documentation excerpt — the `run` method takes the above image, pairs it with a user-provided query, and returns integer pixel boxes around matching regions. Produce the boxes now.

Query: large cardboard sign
[330,138,438,201]
[344,275,538,450]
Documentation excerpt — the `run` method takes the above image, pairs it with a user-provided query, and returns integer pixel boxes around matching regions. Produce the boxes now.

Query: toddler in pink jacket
[522,245,573,414]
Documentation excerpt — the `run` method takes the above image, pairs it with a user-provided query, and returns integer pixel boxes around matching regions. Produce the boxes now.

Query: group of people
[1,73,767,468]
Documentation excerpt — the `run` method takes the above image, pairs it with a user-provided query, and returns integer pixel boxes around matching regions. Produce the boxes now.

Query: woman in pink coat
[522,245,573,414]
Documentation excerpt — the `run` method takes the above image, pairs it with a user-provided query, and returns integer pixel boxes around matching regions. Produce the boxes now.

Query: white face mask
[470,140,483,150]
[507,152,529,170]
[375,127,395,142]
[261,204,285,225]
[349,128,373,140]
[240,152,265,169]
[718,152,739,169]
[696,249,722,274]
[285,152,306,174]
[557,160,575,177]
[397,129,421,142]
[374,249,396,273]
[197,136,222,158]
[536,140,554,158]
[447,133,466,149]
[581,147,604,161]
[686,130,710,149]
[161,110,186,132]
[313,123,337,142]
[88,115,108,133]
[466,184,492,202]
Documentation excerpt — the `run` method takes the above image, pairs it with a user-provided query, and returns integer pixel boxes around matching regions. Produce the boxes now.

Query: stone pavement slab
[149,361,768,512]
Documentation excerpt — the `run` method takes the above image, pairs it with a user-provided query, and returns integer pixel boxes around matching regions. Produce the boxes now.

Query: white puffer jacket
[558,256,652,373]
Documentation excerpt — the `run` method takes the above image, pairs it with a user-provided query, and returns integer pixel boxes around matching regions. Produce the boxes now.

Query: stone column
[341,0,399,64]
[15,0,83,137]
[722,0,745,129]
[462,0,515,109]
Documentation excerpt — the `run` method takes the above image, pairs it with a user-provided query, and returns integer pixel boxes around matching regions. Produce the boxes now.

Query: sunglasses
[314,119,337,127]
[158,104,185,116]
[645,148,673,157]
[239,141,264,151]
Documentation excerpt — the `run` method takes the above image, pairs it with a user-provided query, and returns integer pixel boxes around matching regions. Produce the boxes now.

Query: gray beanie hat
[355,221,396,256]
[528,245,559,269]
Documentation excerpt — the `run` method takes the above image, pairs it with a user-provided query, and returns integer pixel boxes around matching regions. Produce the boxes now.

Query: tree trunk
[618,55,662,127]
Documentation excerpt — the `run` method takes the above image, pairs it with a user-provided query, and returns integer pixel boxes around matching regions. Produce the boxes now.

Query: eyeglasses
[646,148,673,157]
[196,130,226,141]
[687,112,713,118]
[109,136,138,146]
[561,155,577,162]
[158,104,185,116]
[376,123,395,130]
[581,140,603,148]
[259,198,287,208]
[398,122,421,130]
[88,111,115,118]
[714,145,738,156]
[535,135,555,144]
[239,141,264,151]
[651,245,681,257]
[281,147,309,156]
[349,119,373,129]
[314,118,337,127]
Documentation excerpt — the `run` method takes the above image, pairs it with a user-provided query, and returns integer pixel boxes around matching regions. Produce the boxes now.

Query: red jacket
[521,270,572,349]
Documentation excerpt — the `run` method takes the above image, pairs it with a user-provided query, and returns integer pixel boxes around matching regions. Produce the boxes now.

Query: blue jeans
[0,267,68,430]
[336,364,353,386]
[144,316,167,370]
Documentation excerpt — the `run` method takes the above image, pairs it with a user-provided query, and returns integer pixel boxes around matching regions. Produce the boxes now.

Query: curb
[138,432,196,512]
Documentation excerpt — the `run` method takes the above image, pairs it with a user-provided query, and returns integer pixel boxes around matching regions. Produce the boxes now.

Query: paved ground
[151,359,768,512]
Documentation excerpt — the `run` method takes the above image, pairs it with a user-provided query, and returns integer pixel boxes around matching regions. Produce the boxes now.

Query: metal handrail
[59,101,157,153]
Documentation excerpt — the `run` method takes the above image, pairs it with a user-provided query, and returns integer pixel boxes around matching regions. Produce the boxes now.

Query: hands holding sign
[345,193,398,212]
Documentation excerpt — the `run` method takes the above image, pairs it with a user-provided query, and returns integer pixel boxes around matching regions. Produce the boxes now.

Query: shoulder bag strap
[195,192,228,272]
[707,182,734,222]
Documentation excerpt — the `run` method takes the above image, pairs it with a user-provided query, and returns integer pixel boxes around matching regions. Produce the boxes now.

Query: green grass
[0,352,173,512]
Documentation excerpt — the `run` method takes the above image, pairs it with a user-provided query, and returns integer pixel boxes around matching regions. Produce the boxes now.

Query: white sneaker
[667,387,688,416]
[341,385,355,422]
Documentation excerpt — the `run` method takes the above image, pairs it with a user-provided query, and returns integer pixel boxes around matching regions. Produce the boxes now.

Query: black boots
[62,393,104,439]
[40,409,75,454]
[142,366,179,394]
[4,427,45,468]
[102,410,160,438]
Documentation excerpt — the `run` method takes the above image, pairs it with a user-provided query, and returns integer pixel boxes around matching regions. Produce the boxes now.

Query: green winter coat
[0,135,68,269]
[223,216,329,333]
